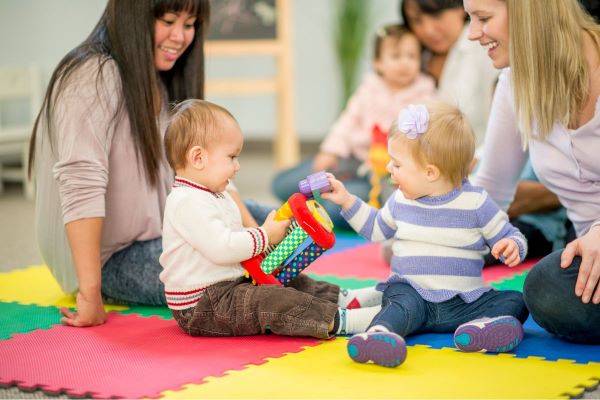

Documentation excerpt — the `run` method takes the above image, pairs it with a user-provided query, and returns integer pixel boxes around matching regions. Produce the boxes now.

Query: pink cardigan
[320,73,436,162]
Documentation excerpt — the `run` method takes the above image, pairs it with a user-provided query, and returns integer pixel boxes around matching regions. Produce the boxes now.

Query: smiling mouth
[159,45,180,55]
[482,41,499,50]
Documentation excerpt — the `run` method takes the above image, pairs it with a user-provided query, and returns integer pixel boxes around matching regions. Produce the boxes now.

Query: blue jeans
[101,238,166,305]
[524,249,600,344]
[101,200,275,305]
[370,282,529,337]
[271,157,371,230]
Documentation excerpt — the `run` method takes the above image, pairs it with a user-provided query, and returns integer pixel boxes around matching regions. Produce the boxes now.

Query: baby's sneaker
[347,331,407,367]
[454,315,523,353]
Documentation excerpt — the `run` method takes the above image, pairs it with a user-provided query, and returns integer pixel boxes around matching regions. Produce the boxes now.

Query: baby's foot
[347,331,407,367]
[454,315,523,353]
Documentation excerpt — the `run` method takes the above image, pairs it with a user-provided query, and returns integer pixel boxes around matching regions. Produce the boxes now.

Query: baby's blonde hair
[165,99,237,170]
[389,101,475,187]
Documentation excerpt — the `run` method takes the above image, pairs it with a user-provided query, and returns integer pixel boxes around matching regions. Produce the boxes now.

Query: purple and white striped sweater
[341,181,527,303]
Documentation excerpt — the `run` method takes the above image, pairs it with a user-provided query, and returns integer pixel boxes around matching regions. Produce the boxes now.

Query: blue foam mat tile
[404,316,600,364]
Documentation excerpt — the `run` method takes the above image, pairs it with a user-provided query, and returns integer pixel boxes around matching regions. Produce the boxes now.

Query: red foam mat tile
[310,243,536,283]
[0,313,319,398]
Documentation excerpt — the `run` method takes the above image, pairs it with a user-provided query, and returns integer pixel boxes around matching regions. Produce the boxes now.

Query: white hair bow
[398,104,429,139]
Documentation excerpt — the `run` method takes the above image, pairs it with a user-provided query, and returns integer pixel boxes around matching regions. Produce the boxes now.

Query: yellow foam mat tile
[0,265,126,311]
[161,340,600,399]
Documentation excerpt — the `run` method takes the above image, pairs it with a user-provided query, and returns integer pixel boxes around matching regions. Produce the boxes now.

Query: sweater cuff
[248,227,269,257]
[511,233,528,262]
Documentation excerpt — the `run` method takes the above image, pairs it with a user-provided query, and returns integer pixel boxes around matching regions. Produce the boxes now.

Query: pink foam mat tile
[0,312,320,399]
[309,243,536,283]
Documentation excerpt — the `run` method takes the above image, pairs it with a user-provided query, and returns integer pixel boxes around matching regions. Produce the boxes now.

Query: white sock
[338,287,383,308]
[336,305,382,335]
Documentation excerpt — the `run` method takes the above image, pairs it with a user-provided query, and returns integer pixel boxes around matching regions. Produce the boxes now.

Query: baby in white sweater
[160,99,382,338]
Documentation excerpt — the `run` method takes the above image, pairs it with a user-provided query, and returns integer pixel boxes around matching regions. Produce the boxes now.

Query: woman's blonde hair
[390,101,475,187]
[508,0,600,145]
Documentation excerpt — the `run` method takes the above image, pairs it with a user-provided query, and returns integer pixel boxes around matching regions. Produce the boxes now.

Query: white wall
[0,0,399,141]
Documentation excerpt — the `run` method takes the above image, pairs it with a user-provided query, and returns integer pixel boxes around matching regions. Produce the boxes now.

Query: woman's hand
[60,290,107,327]
[312,152,339,172]
[321,173,354,210]
[63,217,106,326]
[561,225,600,304]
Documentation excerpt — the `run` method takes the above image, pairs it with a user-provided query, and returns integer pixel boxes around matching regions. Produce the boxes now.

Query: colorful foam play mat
[1,232,598,398]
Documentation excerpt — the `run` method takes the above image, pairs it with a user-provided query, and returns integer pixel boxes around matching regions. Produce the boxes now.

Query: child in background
[159,99,382,339]
[272,24,436,228]
[322,102,529,367]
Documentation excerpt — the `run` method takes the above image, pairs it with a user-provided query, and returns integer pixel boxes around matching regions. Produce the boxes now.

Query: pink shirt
[320,73,436,161]
[474,70,600,238]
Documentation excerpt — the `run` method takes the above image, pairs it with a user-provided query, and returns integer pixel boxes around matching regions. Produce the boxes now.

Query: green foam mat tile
[0,301,61,339]
[120,305,174,319]
[307,274,378,289]
[491,271,529,292]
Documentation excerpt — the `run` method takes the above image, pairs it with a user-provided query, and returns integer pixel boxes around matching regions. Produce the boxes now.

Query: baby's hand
[491,238,521,267]
[261,210,291,246]
[321,173,355,210]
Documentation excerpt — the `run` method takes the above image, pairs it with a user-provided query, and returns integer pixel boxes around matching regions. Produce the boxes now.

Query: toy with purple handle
[298,171,331,198]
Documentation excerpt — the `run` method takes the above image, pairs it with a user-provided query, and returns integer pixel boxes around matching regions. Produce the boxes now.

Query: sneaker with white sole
[454,315,523,353]
[347,331,407,367]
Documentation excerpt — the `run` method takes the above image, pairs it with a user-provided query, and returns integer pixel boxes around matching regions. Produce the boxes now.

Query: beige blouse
[34,57,173,292]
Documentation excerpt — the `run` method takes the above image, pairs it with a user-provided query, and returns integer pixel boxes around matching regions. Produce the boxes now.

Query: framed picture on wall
[208,0,277,40]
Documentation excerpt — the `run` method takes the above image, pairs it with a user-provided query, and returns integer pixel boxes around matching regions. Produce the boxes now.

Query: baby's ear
[425,164,441,182]
[188,145,206,170]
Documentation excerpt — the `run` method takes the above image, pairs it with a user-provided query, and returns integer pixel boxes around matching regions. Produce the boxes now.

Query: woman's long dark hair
[400,0,465,29]
[29,0,209,186]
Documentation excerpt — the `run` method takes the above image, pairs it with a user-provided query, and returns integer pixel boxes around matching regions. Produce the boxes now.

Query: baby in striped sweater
[322,102,530,367]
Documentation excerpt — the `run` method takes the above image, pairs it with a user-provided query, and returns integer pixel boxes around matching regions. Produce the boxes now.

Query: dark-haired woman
[29,0,258,327]
[401,0,498,145]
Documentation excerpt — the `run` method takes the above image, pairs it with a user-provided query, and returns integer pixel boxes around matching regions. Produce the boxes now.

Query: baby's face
[374,34,421,90]
[386,137,430,200]
[202,118,243,193]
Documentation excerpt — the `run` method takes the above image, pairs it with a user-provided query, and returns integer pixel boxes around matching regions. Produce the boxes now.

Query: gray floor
[0,146,599,399]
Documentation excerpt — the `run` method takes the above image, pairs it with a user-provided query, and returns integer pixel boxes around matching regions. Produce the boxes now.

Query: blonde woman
[465,0,600,343]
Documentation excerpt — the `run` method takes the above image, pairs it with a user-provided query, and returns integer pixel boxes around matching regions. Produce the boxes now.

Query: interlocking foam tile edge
[0,313,326,399]
[150,343,329,399]
[0,301,62,340]
[0,380,98,399]
[0,265,127,311]
[158,342,600,399]
[551,359,600,398]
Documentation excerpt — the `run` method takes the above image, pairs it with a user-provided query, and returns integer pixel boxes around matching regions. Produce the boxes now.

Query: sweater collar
[415,179,468,206]
[173,177,224,198]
